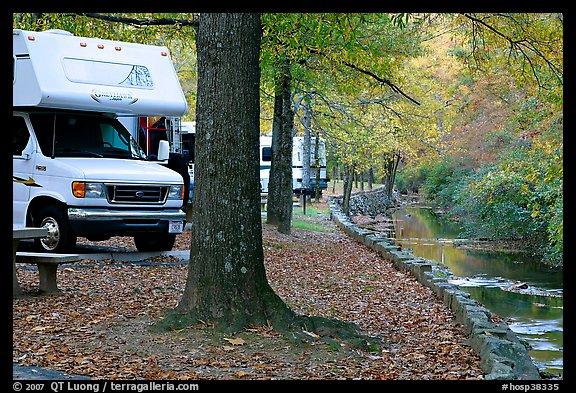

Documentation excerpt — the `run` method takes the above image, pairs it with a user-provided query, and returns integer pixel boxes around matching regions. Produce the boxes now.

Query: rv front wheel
[34,206,77,252]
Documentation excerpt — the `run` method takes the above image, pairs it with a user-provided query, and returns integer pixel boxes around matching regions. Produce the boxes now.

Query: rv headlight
[72,182,106,198]
[167,184,184,200]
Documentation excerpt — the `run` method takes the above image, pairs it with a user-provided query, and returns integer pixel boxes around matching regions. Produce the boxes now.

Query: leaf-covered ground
[13,200,484,380]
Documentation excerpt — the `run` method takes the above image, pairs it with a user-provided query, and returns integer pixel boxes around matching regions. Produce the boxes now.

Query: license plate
[168,220,184,234]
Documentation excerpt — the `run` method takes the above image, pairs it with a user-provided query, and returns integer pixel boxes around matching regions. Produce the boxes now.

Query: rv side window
[262,146,272,162]
[13,116,30,156]
[63,58,154,89]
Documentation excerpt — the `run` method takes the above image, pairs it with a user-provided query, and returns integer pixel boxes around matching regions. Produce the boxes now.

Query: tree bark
[171,13,295,332]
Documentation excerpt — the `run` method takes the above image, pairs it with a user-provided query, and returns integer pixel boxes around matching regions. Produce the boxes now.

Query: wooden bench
[13,227,81,295]
[14,227,48,296]
[15,252,82,294]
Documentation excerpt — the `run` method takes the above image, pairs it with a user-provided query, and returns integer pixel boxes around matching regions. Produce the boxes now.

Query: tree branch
[304,48,420,106]
[462,13,562,86]
[68,13,199,28]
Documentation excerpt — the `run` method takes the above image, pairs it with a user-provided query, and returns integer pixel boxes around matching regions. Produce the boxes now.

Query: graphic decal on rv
[13,176,42,187]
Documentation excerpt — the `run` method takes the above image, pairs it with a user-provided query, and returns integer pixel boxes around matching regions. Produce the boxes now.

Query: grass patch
[291,220,330,232]
[292,206,330,217]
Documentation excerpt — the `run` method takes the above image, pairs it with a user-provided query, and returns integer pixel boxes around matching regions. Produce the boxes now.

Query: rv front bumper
[67,207,186,237]
[68,208,185,221]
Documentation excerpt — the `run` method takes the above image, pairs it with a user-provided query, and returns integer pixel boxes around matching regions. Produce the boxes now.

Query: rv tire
[134,233,176,252]
[34,205,77,253]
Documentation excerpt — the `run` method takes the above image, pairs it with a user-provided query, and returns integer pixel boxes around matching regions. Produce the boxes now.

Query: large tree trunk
[266,56,293,234]
[265,88,283,226]
[171,13,295,332]
[157,14,379,349]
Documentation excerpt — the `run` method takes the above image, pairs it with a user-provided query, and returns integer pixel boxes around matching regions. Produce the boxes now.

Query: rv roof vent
[44,29,74,36]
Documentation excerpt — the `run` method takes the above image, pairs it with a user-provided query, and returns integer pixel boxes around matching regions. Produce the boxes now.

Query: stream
[382,206,563,377]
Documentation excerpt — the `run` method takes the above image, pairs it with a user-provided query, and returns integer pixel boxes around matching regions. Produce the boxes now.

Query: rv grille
[106,184,168,204]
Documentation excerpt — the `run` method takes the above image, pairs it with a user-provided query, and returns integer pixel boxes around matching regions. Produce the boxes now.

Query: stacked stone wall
[331,186,396,216]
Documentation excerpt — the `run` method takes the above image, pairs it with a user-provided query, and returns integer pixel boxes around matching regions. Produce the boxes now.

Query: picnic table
[13,227,48,296]
[13,227,80,296]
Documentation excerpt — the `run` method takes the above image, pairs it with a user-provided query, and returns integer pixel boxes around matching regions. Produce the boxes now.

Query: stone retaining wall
[330,186,396,216]
[328,192,541,380]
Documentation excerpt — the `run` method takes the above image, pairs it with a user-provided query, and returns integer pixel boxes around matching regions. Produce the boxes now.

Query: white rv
[259,135,328,195]
[13,28,188,252]
[259,136,273,193]
[179,121,196,184]
[292,136,328,195]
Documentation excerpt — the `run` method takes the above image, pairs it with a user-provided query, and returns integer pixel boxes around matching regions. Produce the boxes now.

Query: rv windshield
[31,112,147,159]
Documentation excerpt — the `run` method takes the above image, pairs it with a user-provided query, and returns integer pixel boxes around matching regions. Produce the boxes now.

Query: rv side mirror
[157,140,170,161]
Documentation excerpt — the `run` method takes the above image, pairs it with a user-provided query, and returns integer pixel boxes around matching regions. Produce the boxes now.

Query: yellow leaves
[223,336,246,350]
[224,337,246,346]
[31,325,65,333]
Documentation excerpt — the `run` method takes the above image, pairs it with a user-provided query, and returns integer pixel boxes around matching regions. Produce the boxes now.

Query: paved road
[13,365,91,380]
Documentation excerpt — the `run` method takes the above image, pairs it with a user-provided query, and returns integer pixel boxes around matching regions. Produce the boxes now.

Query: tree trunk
[342,163,355,216]
[313,130,321,202]
[331,164,337,193]
[157,14,379,348]
[265,85,283,226]
[368,167,374,190]
[267,56,294,234]
[302,99,311,193]
[170,13,296,332]
[384,152,401,201]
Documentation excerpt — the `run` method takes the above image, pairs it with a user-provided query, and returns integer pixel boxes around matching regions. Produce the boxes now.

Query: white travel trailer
[259,135,328,195]
[13,28,188,252]
[292,136,328,195]
[259,136,273,193]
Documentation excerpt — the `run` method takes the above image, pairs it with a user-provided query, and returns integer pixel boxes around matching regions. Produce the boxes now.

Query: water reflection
[390,207,563,377]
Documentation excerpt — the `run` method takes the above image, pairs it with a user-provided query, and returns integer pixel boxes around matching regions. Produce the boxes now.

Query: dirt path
[13,191,484,380]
